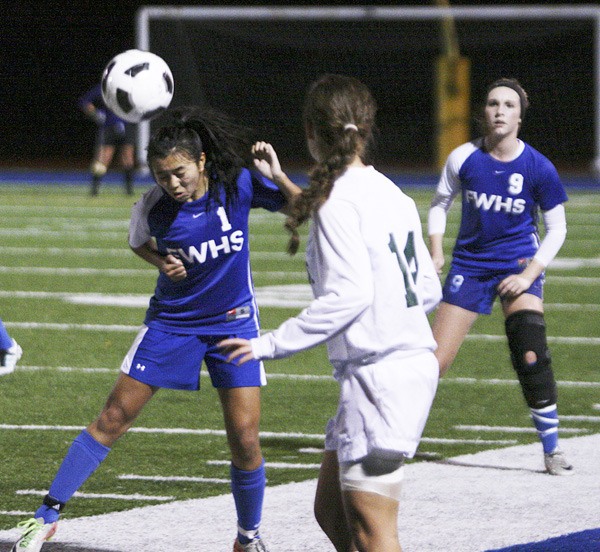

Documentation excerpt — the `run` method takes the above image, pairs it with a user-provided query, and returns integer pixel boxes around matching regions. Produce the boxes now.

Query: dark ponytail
[147,106,256,209]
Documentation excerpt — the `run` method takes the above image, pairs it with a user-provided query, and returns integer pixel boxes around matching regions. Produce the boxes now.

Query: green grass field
[0,183,598,527]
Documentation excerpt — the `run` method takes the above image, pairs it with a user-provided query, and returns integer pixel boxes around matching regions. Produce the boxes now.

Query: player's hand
[93,109,107,125]
[161,254,187,282]
[431,252,445,276]
[218,338,255,365]
[252,141,284,182]
[497,274,532,298]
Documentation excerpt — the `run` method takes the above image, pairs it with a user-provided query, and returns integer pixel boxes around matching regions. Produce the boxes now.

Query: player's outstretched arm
[252,141,301,215]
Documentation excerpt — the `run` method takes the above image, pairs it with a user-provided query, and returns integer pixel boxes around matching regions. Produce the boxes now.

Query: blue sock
[530,404,559,454]
[0,318,12,350]
[230,460,266,544]
[35,429,111,523]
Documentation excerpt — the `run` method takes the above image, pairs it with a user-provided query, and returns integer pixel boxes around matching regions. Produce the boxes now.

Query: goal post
[135,5,600,177]
[433,0,470,170]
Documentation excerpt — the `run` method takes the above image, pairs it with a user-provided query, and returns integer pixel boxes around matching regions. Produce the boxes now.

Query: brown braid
[286,74,376,255]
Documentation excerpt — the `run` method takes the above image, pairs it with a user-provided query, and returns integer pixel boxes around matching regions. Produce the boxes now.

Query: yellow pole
[434,0,470,170]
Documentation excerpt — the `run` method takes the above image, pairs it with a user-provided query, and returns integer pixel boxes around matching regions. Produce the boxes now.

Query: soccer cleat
[11,517,57,552]
[233,537,269,552]
[0,339,22,376]
[544,448,574,476]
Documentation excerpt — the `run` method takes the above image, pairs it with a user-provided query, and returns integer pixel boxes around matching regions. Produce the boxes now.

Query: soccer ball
[101,49,174,123]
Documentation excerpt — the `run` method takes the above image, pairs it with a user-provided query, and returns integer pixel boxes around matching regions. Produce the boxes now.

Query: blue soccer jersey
[129,168,286,334]
[434,138,568,273]
[78,83,128,129]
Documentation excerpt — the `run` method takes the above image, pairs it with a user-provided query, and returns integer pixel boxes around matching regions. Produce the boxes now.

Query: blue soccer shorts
[120,325,266,390]
[442,266,544,315]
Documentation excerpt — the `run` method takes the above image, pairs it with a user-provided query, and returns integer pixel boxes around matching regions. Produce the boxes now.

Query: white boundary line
[454,425,589,433]
[4,321,600,345]
[0,424,518,446]
[208,460,321,469]
[5,366,600,388]
[15,489,174,502]
[119,474,230,484]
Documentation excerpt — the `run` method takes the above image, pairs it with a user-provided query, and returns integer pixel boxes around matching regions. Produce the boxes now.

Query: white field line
[593,404,600,410]
[15,489,174,502]
[550,257,600,269]
[6,319,600,346]
[454,425,589,434]
[420,437,518,445]
[0,228,288,240]
[6,322,140,332]
[464,334,600,345]
[0,246,132,256]
[7,366,600,390]
[0,219,129,229]
[560,415,600,422]
[0,423,517,446]
[118,475,230,484]
[0,266,155,277]
[0,266,308,279]
[0,247,300,262]
[0,424,325,441]
[208,460,321,469]
[1,288,599,312]
[1,246,597,267]
[0,205,129,215]
[548,276,600,285]
[0,229,128,240]
[443,377,600,388]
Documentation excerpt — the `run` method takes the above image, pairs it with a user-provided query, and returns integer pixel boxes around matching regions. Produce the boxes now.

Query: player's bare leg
[343,489,402,552]
[314,450,356,552]
[88,372,158,447]
[219,386,263,469]
[431,301,479,377]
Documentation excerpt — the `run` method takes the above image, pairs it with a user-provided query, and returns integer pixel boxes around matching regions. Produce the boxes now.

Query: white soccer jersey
[251,165,441,373]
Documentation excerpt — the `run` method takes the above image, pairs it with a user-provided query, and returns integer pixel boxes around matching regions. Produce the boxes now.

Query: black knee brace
[505,310,557,409]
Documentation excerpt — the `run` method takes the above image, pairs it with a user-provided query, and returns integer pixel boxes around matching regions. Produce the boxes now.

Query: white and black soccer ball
[101,49,174,123]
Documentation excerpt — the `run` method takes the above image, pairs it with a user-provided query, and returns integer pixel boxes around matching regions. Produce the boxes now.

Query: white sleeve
[128,186,163,248]
[427,154,462,236]
[251,199,373,360]
[534,203,567,267]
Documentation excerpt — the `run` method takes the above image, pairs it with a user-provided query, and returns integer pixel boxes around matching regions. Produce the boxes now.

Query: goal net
[136,6,600,176]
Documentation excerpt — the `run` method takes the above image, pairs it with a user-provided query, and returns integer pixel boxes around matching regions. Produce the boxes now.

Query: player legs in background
[0,318,22,376]
[118,128,136,196]
[89,136,114,197]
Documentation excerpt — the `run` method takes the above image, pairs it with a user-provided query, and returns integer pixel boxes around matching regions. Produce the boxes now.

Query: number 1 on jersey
[216,206,232,231]
[388,231,418,307]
